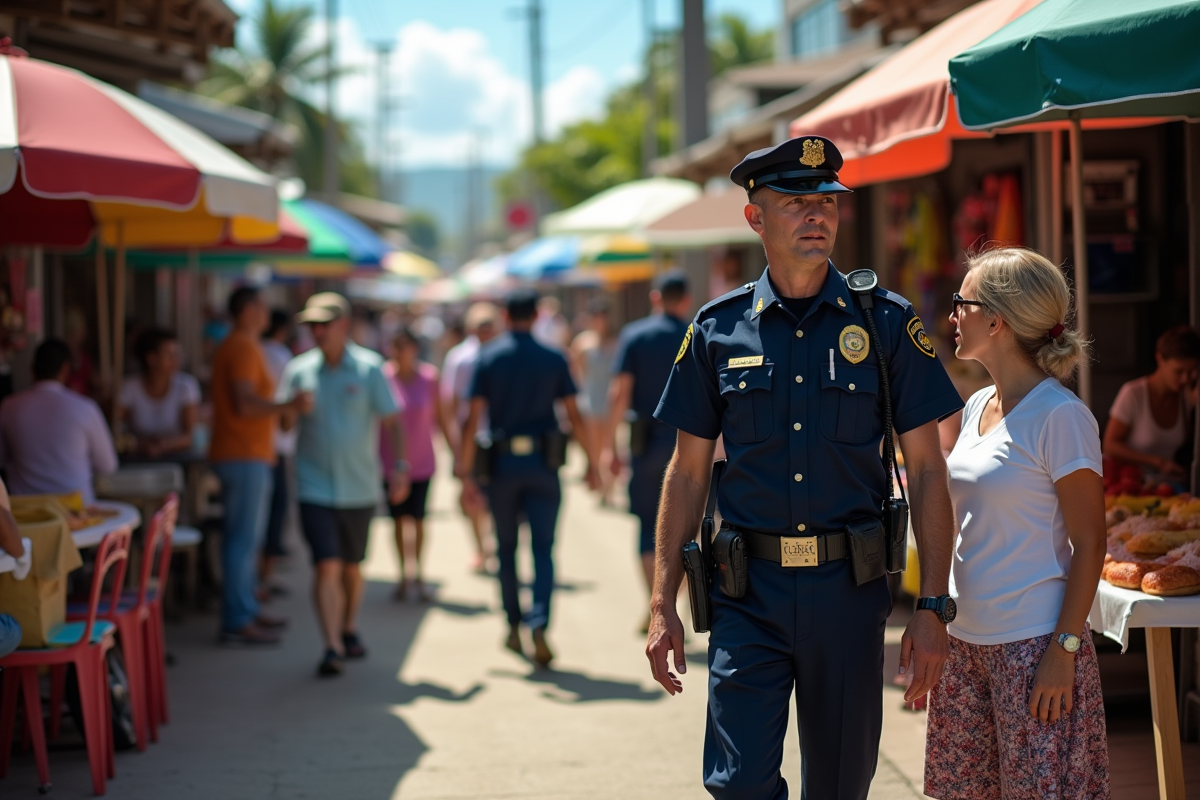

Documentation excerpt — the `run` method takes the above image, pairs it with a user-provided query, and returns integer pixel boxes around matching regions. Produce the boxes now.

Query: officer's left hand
[899,610,948,703]
[387,470,412,504]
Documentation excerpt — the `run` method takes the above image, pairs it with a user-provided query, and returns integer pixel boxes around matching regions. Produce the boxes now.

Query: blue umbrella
[295,198,393,267]
[507,236,580,280]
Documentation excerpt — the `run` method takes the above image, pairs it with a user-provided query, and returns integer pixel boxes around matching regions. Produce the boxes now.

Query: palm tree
[198,0,371,195]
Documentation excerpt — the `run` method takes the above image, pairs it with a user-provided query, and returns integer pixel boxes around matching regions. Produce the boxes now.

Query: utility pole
[323,0,339,202]
[641,0,657,175]
[373,41,394,201]
[679,0,709,149]
[527,0,545,145]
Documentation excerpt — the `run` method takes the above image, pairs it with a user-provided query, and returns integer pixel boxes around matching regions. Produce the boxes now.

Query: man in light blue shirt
[279,293,410,678]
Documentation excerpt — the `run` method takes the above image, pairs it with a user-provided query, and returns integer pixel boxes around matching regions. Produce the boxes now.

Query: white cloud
[300,17,610,169]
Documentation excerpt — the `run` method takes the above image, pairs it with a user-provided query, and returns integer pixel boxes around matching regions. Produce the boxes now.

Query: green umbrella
[949,0,1200,129]
[948,0,1200,407]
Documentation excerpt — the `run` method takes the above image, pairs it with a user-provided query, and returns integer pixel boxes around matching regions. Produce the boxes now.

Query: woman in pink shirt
[382,327,451,601]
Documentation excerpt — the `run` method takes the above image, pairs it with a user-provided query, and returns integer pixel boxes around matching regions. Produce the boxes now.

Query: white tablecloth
[71,501,141,549]
[1088,580,1200,651]
[0,537,32,578]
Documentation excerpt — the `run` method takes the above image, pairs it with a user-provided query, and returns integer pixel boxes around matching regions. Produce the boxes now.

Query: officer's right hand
[646,603,687,695]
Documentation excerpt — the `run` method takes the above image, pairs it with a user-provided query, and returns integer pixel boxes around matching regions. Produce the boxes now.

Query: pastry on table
[1141,565,1200,597]
[1103,561,1161,590]
[1125,529,1200,557]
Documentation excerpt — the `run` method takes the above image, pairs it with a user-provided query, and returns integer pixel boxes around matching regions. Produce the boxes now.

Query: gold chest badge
[799,139,825,168]
[839,325,869,364]
[907,316,937,358]
[675,323,693,364]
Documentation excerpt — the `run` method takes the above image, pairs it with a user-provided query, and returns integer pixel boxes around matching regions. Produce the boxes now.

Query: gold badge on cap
[799,139,825,168]
[907,316,937,358]
[675,323,694,364]
[839,325,869,364]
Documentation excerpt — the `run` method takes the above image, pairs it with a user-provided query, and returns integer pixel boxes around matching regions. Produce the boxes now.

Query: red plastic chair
[61,493,177,749]
[0,526,132,796]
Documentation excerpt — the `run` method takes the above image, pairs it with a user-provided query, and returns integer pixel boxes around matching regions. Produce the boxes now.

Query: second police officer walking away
[458,289,601,668]
[646,135,966,800]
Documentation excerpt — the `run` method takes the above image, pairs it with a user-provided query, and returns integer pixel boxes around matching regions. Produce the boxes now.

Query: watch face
[1060,634,1081,653]
[941,597,957,623]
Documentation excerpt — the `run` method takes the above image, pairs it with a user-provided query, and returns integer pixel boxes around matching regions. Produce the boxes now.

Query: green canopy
[949,0,1200,130]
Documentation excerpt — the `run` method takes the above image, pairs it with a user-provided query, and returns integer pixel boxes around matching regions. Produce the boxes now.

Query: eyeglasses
[952,293,987,314]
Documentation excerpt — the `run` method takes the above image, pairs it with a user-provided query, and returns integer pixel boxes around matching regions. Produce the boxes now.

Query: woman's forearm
[1103,438,1162,470]
[1054,540,1105,638]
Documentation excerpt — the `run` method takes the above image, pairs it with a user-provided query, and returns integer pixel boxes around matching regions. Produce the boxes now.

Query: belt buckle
[510,435,535,456]
[780,536,818,567]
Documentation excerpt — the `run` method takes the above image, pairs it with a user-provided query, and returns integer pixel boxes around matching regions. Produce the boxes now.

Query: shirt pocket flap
[820,364,878,396]
[719,366,773,395]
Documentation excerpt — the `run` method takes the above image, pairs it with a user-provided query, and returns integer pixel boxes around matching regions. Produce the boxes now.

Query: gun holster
[712,527,747,598]
[682,459,726,633]
[628,417,651,458]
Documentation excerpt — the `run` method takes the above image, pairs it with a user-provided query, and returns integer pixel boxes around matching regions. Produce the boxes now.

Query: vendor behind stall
[1103,326,1200,481]
[120,328,201,458]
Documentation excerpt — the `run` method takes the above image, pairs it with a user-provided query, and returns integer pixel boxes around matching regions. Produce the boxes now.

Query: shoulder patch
[906,316,936,358]
[675,323,694,364]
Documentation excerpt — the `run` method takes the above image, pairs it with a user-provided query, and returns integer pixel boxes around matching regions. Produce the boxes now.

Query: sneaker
[219,624,282,647]
[341,631,368,660]
[255,614,289,631]
[318,649,344,678]
[531,627,554,668]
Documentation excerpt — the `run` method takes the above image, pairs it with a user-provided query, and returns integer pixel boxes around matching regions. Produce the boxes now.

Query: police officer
[459,289,600,667]
[645,136,965,799]
[606,272,692,624]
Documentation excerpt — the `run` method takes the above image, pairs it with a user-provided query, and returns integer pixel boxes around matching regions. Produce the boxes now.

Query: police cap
[730,135,851,196]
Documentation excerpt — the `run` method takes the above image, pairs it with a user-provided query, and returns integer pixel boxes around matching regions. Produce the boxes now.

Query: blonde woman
[925,248,1110,799]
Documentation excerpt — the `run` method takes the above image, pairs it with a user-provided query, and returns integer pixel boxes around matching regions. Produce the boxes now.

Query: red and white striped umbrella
[0,52,278,247]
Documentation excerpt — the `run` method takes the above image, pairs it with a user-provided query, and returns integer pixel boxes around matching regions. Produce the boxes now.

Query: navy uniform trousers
[485,456,561,631]
[704,556,892,800]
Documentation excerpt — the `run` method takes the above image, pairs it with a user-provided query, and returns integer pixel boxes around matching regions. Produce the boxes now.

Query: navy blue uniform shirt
[613,312,689,447]
[655,264,964,534]
[470,330,577,438]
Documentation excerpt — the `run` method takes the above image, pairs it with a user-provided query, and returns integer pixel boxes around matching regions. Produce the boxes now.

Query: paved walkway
[10,448,1179,798]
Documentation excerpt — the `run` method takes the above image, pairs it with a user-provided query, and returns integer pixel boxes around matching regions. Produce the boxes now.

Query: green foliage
[498,12,772,213]
[404,210,440,256]
[197,0,373,196]
[709,13,775,76]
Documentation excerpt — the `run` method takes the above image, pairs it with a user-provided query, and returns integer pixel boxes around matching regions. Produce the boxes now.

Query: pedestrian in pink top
[382,327,452,601]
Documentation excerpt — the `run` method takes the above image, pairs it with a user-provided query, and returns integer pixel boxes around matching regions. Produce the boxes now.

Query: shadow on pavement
[391,680,486,705]
[489,666,664,704]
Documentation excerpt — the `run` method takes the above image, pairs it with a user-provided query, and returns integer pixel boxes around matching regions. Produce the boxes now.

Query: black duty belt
[722,523,848,568]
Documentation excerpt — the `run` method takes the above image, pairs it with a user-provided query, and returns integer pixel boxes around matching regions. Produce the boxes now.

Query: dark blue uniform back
[614,313,690,555]
[470,330,577,633]
[655,264,963,800]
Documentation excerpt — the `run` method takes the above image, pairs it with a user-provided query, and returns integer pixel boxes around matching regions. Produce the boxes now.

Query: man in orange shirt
[209,287,311,645]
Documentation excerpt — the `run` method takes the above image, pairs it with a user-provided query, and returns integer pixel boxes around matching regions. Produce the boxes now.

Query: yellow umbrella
[383,250,441,281]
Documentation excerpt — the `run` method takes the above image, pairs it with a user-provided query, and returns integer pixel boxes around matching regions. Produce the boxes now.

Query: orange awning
[789,0,1167,187]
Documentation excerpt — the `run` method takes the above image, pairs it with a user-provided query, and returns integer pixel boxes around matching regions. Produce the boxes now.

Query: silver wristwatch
[1056,632,1081,654]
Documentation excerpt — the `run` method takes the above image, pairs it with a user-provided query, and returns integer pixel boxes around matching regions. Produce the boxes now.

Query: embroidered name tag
[727,355,764,368]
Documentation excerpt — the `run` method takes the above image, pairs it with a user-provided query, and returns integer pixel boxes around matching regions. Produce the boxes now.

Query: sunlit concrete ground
[4,445,1191,798]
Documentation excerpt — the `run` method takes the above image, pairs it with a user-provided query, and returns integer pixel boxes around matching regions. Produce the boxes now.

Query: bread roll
[1125,529,1200,556]
[1104,561,1159,590]
[1142,565,1200,597]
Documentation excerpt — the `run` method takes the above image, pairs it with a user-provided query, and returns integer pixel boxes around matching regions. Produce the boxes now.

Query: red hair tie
[1048,323,1065,340]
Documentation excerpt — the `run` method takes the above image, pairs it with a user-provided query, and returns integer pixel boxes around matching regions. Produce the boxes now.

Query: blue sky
[225,0,779,168]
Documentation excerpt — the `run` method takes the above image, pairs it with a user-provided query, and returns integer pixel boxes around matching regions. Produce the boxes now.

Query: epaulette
[697,282,755,318]
[873,285,913,311]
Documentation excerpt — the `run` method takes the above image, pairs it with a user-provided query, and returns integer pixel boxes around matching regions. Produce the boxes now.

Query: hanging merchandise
[953,171,1024,253]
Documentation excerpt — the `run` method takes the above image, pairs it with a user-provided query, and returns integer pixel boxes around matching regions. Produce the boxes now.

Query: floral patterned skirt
[925,626,1110,800]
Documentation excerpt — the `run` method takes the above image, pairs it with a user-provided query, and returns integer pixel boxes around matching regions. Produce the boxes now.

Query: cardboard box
[0,502,82,648]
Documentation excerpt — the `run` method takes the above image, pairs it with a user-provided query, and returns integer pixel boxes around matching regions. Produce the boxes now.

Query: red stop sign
[506,201,534,230]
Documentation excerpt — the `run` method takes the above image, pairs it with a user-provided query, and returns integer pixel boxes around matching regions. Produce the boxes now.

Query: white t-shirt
[120,373,201,439]
[1108,376,1190,463]
[946,379,1102,645]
